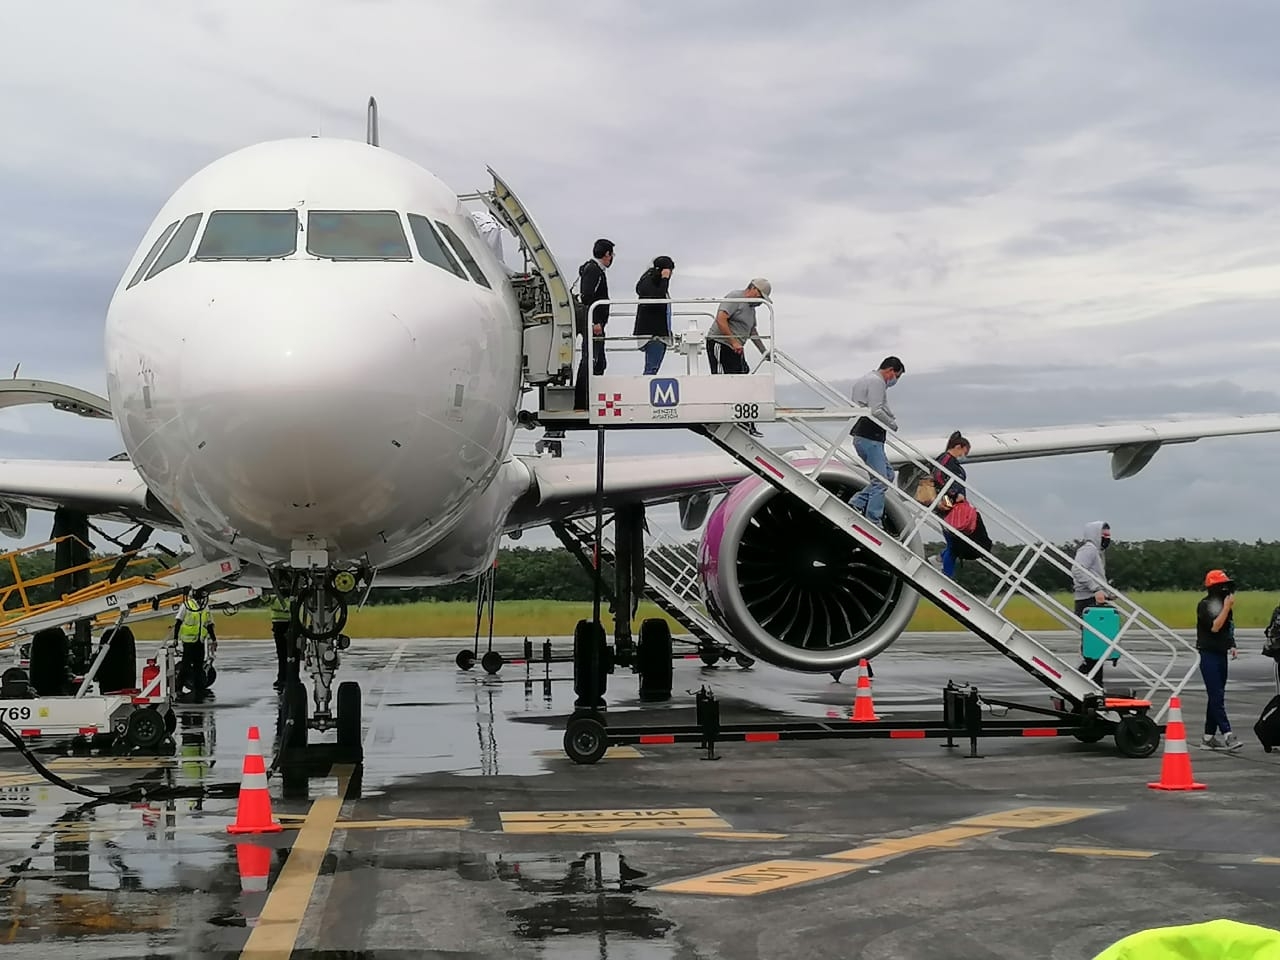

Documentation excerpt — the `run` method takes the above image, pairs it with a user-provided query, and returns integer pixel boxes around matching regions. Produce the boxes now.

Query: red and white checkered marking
[596,392,623,418]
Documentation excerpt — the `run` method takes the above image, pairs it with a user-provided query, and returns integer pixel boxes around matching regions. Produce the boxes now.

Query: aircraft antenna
[366,96,379,147]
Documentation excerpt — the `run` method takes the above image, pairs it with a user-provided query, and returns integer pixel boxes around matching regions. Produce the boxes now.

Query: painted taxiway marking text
[656,860,860,896]
[501,807,729,834]
[656,805,1108,898]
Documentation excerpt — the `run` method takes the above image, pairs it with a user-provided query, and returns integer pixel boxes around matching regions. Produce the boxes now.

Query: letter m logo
[649,378,679,407]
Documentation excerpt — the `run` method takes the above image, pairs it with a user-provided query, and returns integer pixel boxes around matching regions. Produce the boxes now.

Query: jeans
[1199,650,1231,735]
[940,531,958,577]
[642,339,667,375]
[849,437,892,525]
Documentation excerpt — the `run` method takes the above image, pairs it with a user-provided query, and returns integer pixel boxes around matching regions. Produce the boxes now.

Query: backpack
[1264,604,1280,656]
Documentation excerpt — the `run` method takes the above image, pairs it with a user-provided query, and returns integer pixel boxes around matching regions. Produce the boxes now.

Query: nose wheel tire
[564,717,609,765]
[456,650,476,671]
[336,680,363,764]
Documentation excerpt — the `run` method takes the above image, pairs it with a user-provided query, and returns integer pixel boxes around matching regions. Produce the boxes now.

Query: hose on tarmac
[0,709,295,805]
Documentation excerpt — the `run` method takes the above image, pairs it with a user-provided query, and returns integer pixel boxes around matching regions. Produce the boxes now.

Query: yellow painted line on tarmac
[47,757,180,769]
[0,771,91,789]
[1050,846,1159,860]
[697,831,788,841]
[954,806,1108,830]
[239,764,353,960]
[533,746,643,760]
[333,818,472,830]
[1254,856,1280,865]
[656,805,1113,899]
[654,859,863,896]
[824,826,995,862]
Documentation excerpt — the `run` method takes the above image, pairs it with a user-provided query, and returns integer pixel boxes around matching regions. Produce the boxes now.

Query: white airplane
[5,101,1280,730]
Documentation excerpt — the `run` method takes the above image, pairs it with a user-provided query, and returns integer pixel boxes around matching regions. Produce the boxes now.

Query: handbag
[914,476,938,506]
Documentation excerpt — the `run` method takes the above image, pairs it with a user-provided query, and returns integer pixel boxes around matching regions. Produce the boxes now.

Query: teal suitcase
[1081,606,1121,663]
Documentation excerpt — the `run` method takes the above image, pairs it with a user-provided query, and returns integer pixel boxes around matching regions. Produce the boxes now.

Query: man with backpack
[573,239,614,410]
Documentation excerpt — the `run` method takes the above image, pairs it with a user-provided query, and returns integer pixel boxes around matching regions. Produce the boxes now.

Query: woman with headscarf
[634,255,675,375]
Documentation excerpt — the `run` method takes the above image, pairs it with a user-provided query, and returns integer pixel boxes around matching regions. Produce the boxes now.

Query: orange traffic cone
[851,658,880,722]
[1147,698,1206,792]
[227,726,284,834]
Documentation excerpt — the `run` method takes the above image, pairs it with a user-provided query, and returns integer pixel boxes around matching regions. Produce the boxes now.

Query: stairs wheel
[637,619,673,703]
[564,716,609,765]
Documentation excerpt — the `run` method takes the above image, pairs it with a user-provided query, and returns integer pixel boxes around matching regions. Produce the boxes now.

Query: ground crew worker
[268,591,294,693]
[707,278,772,436]
[173,589,214,703]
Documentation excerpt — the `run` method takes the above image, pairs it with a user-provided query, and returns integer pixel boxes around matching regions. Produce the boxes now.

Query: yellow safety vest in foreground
[178,602,213,644]
[1092,919,1280,960]
[268,595,290,623]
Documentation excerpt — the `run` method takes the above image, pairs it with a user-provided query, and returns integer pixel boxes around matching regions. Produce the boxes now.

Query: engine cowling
[697,460,923,673]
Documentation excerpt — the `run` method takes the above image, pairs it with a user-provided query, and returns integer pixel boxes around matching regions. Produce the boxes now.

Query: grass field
[115,591,1275,641]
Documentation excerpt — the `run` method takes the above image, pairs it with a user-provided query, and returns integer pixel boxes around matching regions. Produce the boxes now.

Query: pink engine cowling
[696,459,922,673]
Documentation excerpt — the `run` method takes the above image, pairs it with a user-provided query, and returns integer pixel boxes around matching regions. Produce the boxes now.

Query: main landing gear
[273,568,366,793]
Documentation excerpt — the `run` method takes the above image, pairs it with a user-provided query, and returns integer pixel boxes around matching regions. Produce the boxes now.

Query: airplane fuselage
[103,138,526,575]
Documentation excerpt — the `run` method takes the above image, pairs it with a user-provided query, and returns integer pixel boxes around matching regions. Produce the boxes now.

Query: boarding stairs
[460,169,577,407]
[539,290,1201,723]
[551,514,752,665]
[0,554,244,647]
[693,348,1199,721]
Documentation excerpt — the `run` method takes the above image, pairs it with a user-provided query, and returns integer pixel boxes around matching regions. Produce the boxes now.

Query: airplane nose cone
[174,271,441,556]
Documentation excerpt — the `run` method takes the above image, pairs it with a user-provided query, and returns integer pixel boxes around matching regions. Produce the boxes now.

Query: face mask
[1100,538,1111,551]
[886,375,898,388]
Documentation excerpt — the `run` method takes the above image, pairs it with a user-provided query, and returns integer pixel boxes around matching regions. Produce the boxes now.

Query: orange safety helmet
[1204,569,1233,589]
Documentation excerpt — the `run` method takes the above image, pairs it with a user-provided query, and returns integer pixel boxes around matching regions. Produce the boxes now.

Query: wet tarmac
[2,630,1279,958]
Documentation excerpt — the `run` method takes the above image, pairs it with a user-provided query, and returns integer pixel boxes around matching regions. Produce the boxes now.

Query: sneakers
[1202,732,1245,751]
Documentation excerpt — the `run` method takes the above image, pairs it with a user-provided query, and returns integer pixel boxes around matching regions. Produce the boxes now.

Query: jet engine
[696,460,923,673]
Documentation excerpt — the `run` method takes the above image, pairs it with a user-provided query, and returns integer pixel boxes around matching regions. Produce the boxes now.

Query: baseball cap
[749,278,772,301]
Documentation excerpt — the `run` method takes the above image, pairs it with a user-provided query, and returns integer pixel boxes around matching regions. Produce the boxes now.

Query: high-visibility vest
[178,599,213,644]
[268,595,290,623]
[1092,919,1280,959]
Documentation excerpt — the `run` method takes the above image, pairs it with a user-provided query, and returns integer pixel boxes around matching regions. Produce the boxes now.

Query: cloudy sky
[3,0,1280,556]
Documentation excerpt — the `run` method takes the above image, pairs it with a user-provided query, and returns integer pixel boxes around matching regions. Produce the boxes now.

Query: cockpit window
[407,214,467,279]
[434,221,492,289]
[305,210,411,260]
[126,219,180,289]
[194,211,299,260]
[144,212,203,281]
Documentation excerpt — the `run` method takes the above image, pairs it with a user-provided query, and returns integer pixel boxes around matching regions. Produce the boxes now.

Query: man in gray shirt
[707,278,771,436]
[847,356,905,528]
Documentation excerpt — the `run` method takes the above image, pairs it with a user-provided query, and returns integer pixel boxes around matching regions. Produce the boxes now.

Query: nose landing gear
[274,569,365,790]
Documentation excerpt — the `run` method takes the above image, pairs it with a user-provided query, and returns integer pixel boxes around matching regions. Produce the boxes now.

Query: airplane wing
[0,459,177,535]
[513,413,1280,525]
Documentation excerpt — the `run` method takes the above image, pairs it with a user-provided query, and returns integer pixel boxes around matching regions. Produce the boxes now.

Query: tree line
[3,539,1279,611]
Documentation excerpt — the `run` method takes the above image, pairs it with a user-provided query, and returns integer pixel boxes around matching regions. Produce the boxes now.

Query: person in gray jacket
[847,357,905,528]
[1072,520,1113,677]
[1071,521,1112,616]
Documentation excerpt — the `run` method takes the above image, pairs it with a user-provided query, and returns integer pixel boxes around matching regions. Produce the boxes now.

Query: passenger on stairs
[847,357,905,529]
[573,238,615,410]
[1197,568,1243,751]
[929,431,992,577]
[707,278,772,437]
[1071,520,1114,677]
[635,256,675,375]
